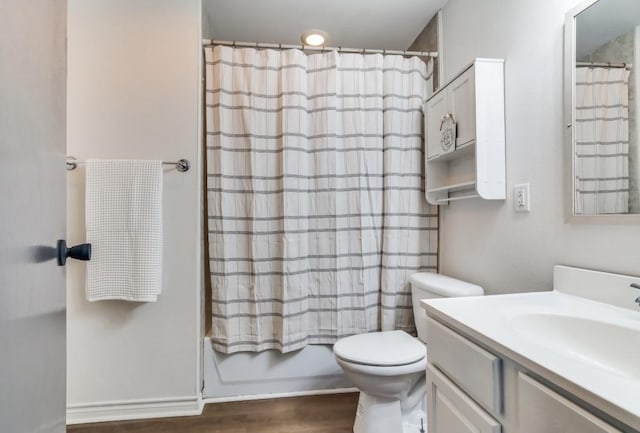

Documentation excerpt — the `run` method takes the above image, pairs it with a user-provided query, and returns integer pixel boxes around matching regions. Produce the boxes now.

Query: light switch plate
[514,183,530,212]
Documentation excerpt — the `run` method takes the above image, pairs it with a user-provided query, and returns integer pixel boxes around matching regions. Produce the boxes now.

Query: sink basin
[510,313,640,380]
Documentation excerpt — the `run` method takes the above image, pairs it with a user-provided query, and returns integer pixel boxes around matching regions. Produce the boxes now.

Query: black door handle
[57,240,91,266]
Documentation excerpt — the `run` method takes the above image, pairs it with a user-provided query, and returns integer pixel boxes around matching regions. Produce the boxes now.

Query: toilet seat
[334,330,426,367]
[335,353,427,377]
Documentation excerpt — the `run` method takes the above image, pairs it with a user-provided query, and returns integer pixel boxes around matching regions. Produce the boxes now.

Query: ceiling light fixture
[301,30,327,47]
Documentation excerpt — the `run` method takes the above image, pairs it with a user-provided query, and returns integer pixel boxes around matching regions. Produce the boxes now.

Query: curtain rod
[202,39,438,58]
[576,61,631,69]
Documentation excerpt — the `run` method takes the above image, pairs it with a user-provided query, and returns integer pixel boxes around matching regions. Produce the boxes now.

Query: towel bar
[66,156,190,172]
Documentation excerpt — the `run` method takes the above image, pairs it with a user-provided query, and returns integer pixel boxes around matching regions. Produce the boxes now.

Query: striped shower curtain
[575,66,631,214]
[204,46,437,354]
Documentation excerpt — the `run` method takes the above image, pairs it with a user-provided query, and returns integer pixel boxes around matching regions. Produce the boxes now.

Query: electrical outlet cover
[514,183,530,212]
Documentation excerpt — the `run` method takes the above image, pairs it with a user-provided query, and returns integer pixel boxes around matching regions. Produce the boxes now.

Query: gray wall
[437,0,640,294]
[409,13,440,91]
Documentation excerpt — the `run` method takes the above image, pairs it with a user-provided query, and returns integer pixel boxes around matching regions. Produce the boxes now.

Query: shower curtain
[575,66,631,214]
[204,46,437,353]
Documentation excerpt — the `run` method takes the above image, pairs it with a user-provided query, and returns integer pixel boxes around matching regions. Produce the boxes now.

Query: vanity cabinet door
[518,373,623,433]
[427,365,501,433]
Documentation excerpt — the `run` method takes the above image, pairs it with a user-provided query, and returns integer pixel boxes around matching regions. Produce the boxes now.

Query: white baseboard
[66,396,203,425]
[66,389,358,424]
[202,387,358,405]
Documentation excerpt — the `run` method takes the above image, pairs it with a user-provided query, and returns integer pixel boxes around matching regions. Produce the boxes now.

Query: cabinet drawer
[427,364,501,433]
[427,317,502,414]
[518,373,624,433]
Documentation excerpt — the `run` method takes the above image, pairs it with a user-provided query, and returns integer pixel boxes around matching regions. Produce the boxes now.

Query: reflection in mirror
[574,0,640,215]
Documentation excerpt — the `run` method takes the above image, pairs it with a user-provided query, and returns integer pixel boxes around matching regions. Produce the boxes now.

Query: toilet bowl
[334,330,427,433]
[333,273,484,433]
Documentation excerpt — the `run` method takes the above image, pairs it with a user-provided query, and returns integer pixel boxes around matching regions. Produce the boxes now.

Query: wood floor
[67,393,359,433]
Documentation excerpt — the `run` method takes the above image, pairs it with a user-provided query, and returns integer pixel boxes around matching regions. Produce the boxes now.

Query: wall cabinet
[425,58,506,205]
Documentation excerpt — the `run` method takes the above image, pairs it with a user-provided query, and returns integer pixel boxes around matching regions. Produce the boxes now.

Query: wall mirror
[565,0,640,222]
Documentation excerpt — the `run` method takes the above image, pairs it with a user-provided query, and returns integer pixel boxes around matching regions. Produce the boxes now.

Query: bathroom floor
[66,393,359,433]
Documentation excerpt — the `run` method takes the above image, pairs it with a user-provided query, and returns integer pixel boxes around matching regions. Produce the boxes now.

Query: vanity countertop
[422,290,640,430]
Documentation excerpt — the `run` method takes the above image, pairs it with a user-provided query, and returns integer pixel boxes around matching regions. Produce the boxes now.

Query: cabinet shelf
[426,141,475,163]
[424,58,506,206]
[428,180,477,194]
[435,194,481,204]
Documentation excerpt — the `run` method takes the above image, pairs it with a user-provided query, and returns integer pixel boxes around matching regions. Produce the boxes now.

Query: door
[0,1,67,432]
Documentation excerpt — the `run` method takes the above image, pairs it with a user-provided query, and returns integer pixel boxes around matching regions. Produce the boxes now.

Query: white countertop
[422,291,640,430]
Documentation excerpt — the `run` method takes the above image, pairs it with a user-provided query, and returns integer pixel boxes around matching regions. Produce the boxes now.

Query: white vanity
[421,266,640,433]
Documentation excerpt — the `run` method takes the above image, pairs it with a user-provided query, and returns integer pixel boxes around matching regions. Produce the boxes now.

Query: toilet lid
[334,330,426,366]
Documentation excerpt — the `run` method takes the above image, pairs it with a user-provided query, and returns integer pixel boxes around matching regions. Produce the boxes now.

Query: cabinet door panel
[450,66,476,147]
[426,91,449,159]
[518,373,623,433]
[427,365,501,433]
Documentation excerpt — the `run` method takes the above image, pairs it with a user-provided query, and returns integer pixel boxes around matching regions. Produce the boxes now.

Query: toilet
[333,273,484,433]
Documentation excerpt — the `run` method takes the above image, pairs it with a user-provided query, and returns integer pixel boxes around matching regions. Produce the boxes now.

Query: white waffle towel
[86,159,163,302]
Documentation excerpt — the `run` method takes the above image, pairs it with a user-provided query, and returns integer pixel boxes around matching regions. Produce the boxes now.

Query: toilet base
[352,392,426,433]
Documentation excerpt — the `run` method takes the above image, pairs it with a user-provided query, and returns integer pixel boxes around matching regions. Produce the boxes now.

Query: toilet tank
[410,273,484,343]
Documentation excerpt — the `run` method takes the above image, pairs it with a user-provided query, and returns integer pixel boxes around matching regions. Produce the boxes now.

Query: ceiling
[576,0,640,58]
[201,0,448,50]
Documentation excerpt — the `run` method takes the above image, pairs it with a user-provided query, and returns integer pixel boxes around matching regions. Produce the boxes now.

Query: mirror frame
[564,0,640,224]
